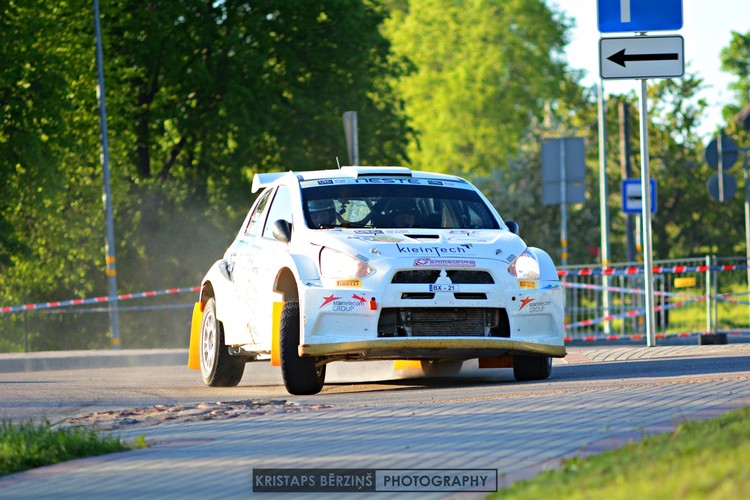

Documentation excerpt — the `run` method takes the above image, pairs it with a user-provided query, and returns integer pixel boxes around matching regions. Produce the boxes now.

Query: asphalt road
[2,345,749,424]
[2,344,750,497]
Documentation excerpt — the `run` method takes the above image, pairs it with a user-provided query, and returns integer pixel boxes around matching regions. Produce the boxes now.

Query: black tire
[513,355,552,381]
[421,359,463,377]
[280,298,326,395]
[200,297,245,387]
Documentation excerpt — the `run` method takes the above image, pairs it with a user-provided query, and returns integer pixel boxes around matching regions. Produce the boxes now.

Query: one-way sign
[600,36,684,80]
[598,0,683,33]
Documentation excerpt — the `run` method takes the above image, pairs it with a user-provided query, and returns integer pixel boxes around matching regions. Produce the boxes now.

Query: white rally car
[188,166,565,395]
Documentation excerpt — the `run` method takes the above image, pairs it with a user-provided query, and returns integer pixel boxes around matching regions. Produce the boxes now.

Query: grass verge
[0,419,145,477]
[494,406,750,499]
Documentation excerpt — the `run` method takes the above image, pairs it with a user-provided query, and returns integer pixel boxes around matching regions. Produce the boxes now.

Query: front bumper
[299,259,565,358]
[299,337,566,361]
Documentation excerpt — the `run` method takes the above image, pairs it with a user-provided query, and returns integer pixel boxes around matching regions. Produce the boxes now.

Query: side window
[262,186,293,239]
[244,190,272,237]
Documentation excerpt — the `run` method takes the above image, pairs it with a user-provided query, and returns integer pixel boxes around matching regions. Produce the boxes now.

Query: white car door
[248,185,294,349]
[224,189,273,345]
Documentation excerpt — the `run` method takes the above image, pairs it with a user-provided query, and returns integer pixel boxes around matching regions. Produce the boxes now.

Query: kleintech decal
[396,244,475,257]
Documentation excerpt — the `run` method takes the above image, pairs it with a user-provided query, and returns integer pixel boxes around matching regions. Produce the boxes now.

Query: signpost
[600,36,684,80]
[598,0,684,348]
[541,137,586,267]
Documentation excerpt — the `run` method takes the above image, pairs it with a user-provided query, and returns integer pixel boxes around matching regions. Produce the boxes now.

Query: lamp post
[93,0,121,348]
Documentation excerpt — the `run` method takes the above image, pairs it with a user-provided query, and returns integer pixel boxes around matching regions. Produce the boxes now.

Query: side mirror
[272,219,292,243]
[506,220,519,235]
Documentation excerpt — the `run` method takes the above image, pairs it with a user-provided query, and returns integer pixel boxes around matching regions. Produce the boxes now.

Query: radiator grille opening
[392,270,494,284]
[377,307,510,338]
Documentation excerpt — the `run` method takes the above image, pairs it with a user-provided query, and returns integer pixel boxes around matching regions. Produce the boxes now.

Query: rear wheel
[421,359,463,377]
[280,299,326,395]
[200,297,245,387]
[512,356,552,381]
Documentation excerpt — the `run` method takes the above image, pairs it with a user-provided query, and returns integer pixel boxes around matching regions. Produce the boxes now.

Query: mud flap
[393,360,422,371]
[271,301,283,367]
[479,356,513,368]
[188,302,204,370]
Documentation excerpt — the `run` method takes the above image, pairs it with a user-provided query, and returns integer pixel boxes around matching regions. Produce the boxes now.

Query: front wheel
[200,297,245,387]
[280,298,326,395]
[513,356,552,381]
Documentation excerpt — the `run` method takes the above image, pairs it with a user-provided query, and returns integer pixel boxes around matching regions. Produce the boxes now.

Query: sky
[549,0,750,139]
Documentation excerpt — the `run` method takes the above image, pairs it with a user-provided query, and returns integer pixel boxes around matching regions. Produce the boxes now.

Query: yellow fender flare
[187,302,204,370]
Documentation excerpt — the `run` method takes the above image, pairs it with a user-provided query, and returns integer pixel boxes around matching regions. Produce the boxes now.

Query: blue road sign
[622,179,657,214]
[598,0,683,33]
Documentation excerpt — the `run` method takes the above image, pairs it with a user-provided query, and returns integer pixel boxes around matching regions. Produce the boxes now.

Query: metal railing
[559,255,750,341]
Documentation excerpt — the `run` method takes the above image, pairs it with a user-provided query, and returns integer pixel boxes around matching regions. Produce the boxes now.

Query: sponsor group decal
[320,293,368,311]
[518,296,552,313]
[413,258,476,268]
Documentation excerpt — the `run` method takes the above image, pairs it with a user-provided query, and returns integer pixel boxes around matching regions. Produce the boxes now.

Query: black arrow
[608,49,678,68]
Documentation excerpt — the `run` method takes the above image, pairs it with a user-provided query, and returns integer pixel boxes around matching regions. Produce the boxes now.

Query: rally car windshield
[302,182,500,230]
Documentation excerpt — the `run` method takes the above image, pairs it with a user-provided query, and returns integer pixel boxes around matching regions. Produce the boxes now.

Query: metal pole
[560,140,568,267]
[598,81,611,335]
[93,0,121,348]
[743,150,750,328]
[619,102,636,262]
[638,79,656,347]
[705,254,712,334]
[718,131,725,202]
[712,255,719,333]
[351,113,359,166]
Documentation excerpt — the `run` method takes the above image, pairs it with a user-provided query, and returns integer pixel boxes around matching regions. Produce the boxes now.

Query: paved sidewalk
[0,348,187,373]
[1,345,749,498]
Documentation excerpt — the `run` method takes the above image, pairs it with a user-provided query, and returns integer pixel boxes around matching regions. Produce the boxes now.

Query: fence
[2,257,749,351]
[559,255,750,341]
[0,287,198,352]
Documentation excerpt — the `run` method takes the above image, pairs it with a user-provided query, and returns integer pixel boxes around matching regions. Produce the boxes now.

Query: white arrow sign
[600,35,684,80]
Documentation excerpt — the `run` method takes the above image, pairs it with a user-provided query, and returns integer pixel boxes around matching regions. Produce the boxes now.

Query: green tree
[1,0,412,350]
[384,0,570,177]
[720,30,750,128]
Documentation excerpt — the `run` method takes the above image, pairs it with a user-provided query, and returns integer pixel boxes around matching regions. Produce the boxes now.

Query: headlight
[320,247,374,279]
[507,249,540,279]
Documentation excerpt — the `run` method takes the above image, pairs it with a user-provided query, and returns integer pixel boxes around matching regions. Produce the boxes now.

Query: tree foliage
[384,0,570,176]
[720,30,750,122]
[0,0,410,350]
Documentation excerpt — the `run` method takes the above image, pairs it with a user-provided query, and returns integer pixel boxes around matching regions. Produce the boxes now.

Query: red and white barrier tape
[558,263,748,277]
[0,286,199,314]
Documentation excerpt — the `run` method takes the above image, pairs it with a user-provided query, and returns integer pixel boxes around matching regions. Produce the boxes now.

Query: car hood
[303,228,527,264]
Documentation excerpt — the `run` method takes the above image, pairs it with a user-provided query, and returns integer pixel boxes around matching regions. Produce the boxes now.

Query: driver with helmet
[308,199,336,228]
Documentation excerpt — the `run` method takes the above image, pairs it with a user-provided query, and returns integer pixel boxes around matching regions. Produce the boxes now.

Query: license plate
[429,284,460,292]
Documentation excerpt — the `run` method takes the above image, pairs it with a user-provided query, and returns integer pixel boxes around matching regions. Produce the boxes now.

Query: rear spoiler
[251,172,287,193]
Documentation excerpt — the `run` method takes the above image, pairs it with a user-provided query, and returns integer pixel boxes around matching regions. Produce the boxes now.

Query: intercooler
[377,307,510,338]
